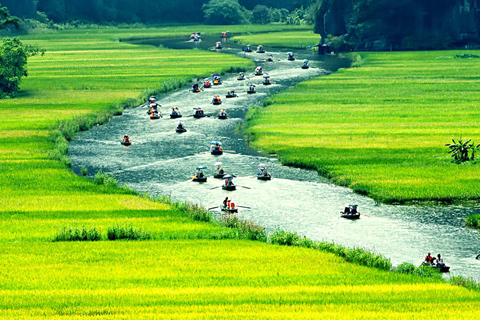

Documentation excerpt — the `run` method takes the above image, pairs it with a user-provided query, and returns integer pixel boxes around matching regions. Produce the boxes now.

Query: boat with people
[210,141,223,155]
[256,45,265,53]
[176,121,187,133]
[263,75,271,86]
[254,66,263,76]
[222,174,236,191]
[170,107,182,118]
[226,89,237,98]
[237,72,245,81]
[193,107,206,118]
[212,95,222,105]
[212,74,222,85]
[215,42,223,49]
[302,59,310,69]
[214,162,225,178]
[340,204,361,219]
[217,109,228,120]
[422,253,450,272]
[257,164,272,180]
[287,52,295,61]
[221,31,230,38]
[192,83,201,93]
[203,78,212,88]
[266,54,274,62]
[242,45,252,52]
[221,197,238,213]
[247,84,256,94]
[121,135,131,146]
[192,166,208,182]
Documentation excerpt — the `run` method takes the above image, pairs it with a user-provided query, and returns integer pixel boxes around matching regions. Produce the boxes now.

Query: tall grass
[53,225,101,242]
[107,223,152,240]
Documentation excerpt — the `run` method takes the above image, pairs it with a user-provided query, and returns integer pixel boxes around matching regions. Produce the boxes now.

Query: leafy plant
[107,224,151,240]
[446,138,480,163]
[53,225,101,242]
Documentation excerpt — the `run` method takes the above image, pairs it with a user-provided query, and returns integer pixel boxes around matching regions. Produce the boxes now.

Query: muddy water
[69,36,480,280]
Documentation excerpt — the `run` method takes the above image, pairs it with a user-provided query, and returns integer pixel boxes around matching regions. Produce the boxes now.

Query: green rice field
[245,51,480,204]
[232,30,321,49]
[1,27,480,318]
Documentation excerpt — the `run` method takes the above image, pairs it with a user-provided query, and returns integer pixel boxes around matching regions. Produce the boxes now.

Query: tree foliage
[0,37,42,98]
[0,4,21,30]
[203,0,251,25]
[446,138,480,163]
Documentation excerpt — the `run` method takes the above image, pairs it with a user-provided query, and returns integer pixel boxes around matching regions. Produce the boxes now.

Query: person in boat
[267,54,273,62]
[302,60,309,68]
[350,205,358,215]
[218,109,228,118]
[248,84,256,92]
[217,165,225,175]
[424,253,435,265]
[288,52,295,60]
[195,168,204,178]
[238,72,245,80]
[227,89,236,97]
[176,122,185,131]
[343,204,350,214]
[122,135,130,144]
[223,197,229,208]
[225,177,233,186]
[255,66,263,74]
[436,254,445,267]
[192,83,200,92]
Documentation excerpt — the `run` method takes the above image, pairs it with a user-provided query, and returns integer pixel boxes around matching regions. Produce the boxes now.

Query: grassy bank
[1,27,480,317]
[245,51,480,203]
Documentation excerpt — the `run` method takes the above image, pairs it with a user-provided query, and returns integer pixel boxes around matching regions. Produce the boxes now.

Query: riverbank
[1,27,480,317]
[244,51,480,204]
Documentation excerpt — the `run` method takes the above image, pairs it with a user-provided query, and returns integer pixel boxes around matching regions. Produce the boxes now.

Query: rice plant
[53,225,101,242]
[107,223,151,240]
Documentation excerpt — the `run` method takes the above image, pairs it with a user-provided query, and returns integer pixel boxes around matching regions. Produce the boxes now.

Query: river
[69,34,480,280]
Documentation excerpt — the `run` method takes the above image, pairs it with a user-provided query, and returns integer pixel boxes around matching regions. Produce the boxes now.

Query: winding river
[69,35,480,280]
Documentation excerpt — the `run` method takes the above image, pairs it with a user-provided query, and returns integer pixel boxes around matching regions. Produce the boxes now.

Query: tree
[203,0,250,25]
[0,4,21,30]
[0,37,42,98]
[445,138,480,163]
[252,5,270,24]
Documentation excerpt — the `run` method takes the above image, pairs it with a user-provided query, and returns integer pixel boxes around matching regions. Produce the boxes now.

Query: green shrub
[269,229,301,246]
[107,224,152,240]
[466,215,480,229]
[53,226,101,242]
[413,265,443,280]
[394,262,416,274]
[449,276,480,291]
[455,53,480,59]
[94,170,118,188]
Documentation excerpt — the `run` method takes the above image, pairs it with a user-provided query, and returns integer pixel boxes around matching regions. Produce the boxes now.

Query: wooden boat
[255,71,263,76]
[212,100,222,105]
[176,127,187,133]
[221,206,238,213]
[192,177,207,182]
[218,114,227,120]
[226,93,237,98]
[247,90,256,94]
[193,113,206,118]
[302,65,310,69]
[237,76,245,81]
[340,212,361,219]
[121,141,131,146]
[214,173,225,179]
[421,262,450,273]
[211,149,223,155]
[170,114,182,119]
[150,114,161,120]
[222,185,236,191]
[257,174,272,181]
[263,81,271,86]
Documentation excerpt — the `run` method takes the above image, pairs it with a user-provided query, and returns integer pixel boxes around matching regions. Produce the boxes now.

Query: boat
[150,113,161,120]
[170,112,182,119]
[263,75,271,85]
[214,162,225,178]
[421,262,450,273]
[266,54,274,62]
[222,185,236,191]
[287,52,295,61]
[192,166,207,182]
[218,114,227,120]
[203,78,212,88]
[226,90,237,98]
[254,66,263,76]
[256,45,265,53]
[192,177,207,182]
[212,95,222,105]
[212,74,222,85]
[176,127,187,133]
[340,213,361,219]
[247,84,256,94]
[121,141,131,146]
[215,42,222,49]
[237,73,245,81]
[210,141,223,155]
[193,108,206,118]
[302,59,310,69]
[242,45,252,52]
[257,174,272,180]
[222,174,235,190]
[221,205,238,213]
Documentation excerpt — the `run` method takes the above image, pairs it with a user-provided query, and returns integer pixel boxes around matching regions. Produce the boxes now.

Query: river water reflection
[69,35,480,280]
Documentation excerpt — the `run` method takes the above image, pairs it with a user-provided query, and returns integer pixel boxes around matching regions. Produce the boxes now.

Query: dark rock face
[315,0,480,50]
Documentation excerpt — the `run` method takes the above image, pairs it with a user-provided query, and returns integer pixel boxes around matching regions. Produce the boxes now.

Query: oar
[223,150,236,154]
[207,206,219,210]
[210,186,221,190]
[237,205,251,209]
[238,185,251,189]
[362,213,371,218]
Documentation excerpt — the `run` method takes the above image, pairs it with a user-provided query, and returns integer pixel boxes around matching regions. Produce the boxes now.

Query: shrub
[394,262,416,274]
[455,53,480,59]
[221,214,267,241]
[269,229,301,246]
[107,224,151,240]
[449,276,480,291]
[413,265,443,280]
[53,226,101,242]
[466,215,480,229]
[94,170,118,188]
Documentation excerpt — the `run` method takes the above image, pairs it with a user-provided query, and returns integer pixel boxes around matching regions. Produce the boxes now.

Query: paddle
[238,185,251,190]
[362,214,371,218]
[207,206,219,210]
[223,150,236,154]
[237,205,251,209]
[210,186,221,190]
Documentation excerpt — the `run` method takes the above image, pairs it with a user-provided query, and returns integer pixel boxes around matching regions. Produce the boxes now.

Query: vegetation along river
[69,35,480,280]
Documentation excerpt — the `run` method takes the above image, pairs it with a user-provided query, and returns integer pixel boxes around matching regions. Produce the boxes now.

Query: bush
[53,226,101,242]
[107,224,151,240]
[94,170,118,188]
[203,0,251,25]
[394,262,416,274]
[413,265,443,280]
[466,215,480,229]
[269,229,301,246]
[221,214,267,241]
[455,53,480,59]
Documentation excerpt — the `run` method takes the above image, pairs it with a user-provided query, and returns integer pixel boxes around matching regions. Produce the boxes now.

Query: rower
[192,83,200,92]
[343,204,350,214]
[436,254,445,267]
[424,253,435,265]
[122,135,130,144]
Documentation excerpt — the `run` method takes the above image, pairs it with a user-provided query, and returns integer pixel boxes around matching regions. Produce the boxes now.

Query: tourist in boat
[217,165,225,175]
[267,54,273,62]
[255,66,263,75]
[248,84,256,93]
[122,135,130,144]
[192,83,200,92]
[343,204,350,214]
[218,110,228,118]
[238,72,245,80]
[223,197,228,208]
[350,205,358,215]
[436,254,445,267]
[424,253,435,265]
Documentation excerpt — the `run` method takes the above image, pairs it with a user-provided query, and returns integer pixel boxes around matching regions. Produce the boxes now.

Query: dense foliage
[314,0,479,50]
[203,0,251,25]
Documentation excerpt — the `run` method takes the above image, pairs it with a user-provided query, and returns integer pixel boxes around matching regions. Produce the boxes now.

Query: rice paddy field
[245,51,480,204]
[1,27,480,318]
[232,30,321,49]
